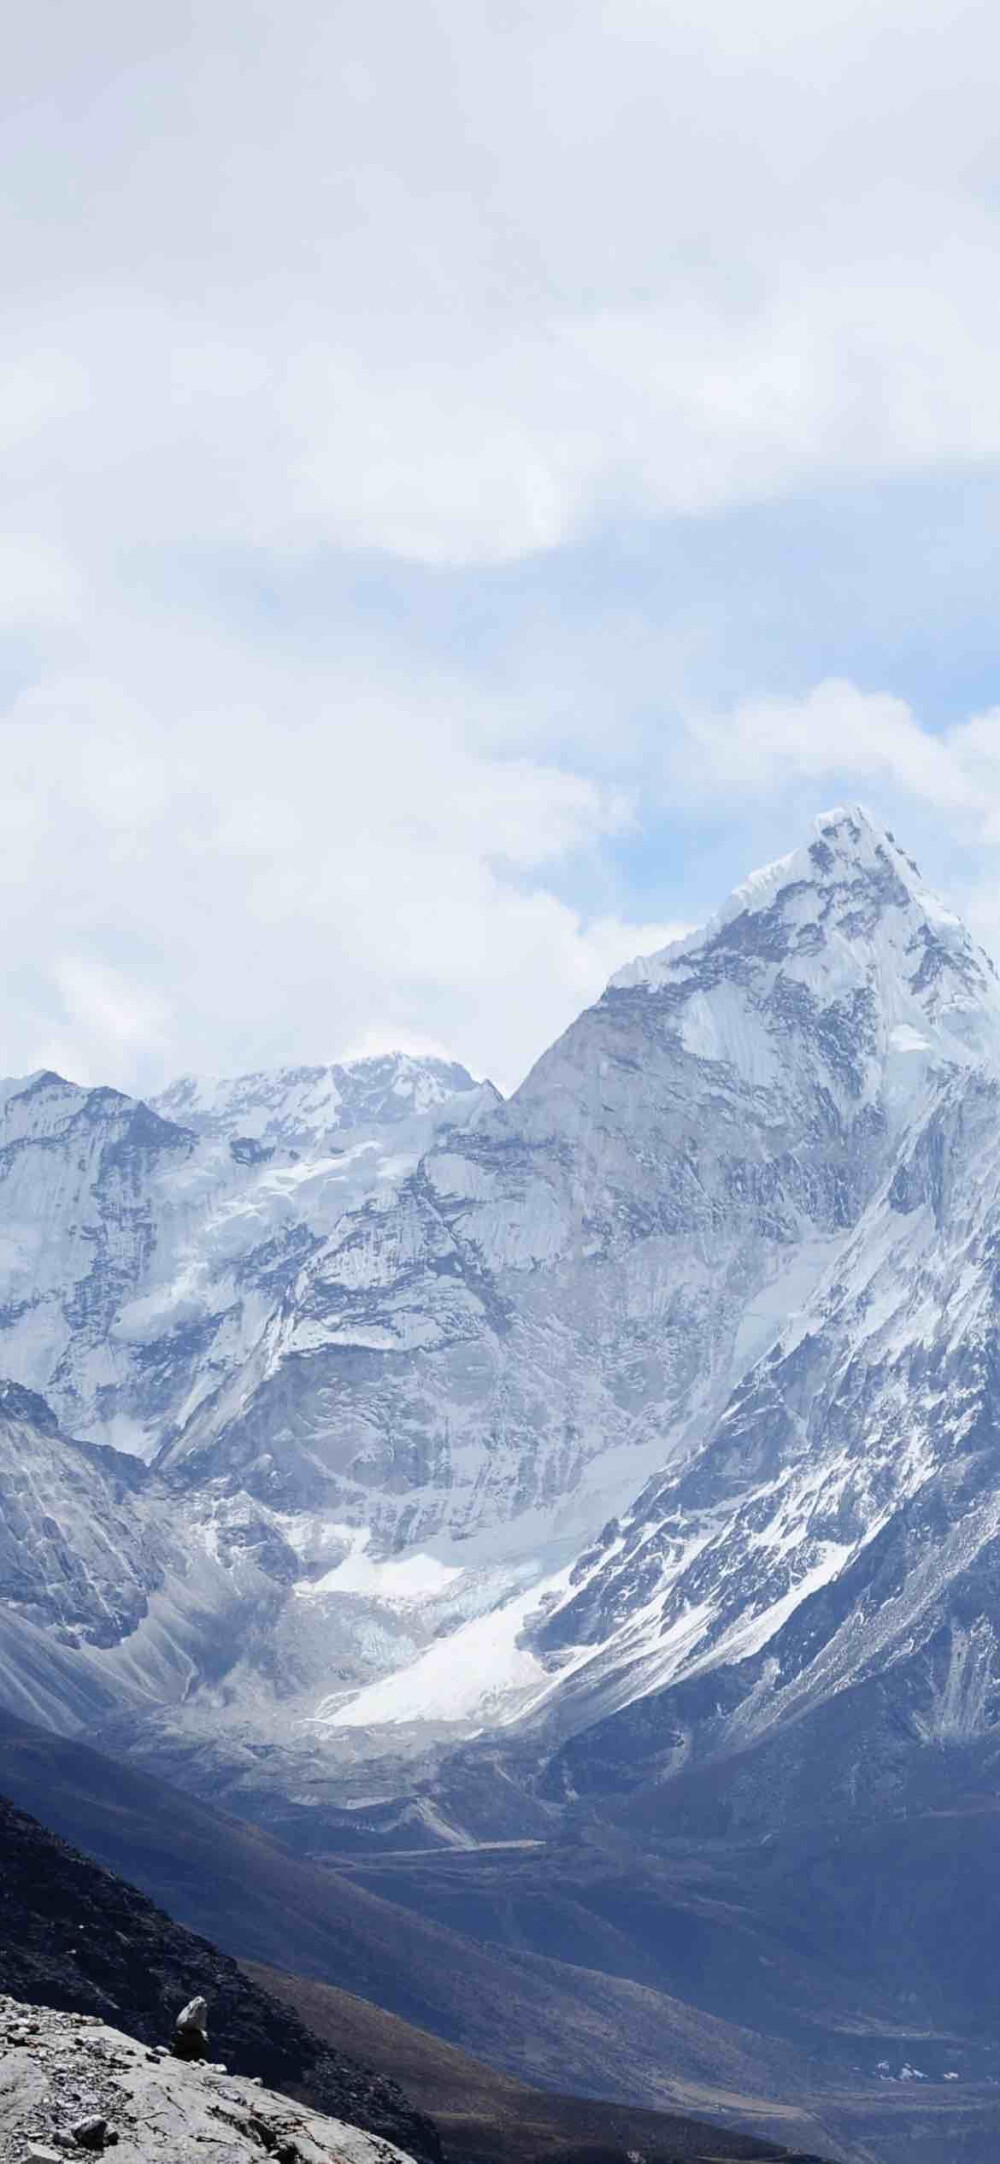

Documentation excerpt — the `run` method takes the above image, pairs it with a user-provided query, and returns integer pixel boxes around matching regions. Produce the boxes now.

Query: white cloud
[683,681,979,808]
[0,635,671,1095]
[0,537,83,628]
[7,633,1000,1097]
[53,958,172,1052]
[6,2,1000,568]
[666,684,1000,974]
[5,2,1000,1093]
[680,682,1000,825]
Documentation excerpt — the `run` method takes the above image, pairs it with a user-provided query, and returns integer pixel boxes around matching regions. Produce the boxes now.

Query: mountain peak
[151,1050,487,1146]
[735,800,913,895]
[717,804,959,940]
[614,808,935,979]
[609,808,1000,1084]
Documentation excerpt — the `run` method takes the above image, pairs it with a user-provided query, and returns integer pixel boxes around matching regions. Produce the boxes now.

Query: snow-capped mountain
[301,805,1000,1747]
[0,1053,495,1459]
[153,1052,485,1148]
[166,809,983,1550]
[7,806,1000,1807]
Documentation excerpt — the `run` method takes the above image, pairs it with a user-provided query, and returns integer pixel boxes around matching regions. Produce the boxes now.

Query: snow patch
[297,1527,462,1602]
[316,1576,566,1731]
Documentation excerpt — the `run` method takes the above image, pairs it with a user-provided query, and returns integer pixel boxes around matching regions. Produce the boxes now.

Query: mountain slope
[248,1963,830,2164]
[0,1379,313,1734]
[0,1991,425,2164]
[3,1709,993,2164]
[0,1791,440,2160]
[0,1714,849,2157]
[0,1052,493,1461]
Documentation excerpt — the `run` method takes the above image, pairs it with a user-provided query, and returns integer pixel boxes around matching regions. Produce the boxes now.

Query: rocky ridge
[0,1795,439,2164]
[0,1995,420,2164]
[0,1052,495,1466]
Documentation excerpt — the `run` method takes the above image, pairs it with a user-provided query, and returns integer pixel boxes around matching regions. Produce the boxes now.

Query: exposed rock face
[0,1797,440,2164]
[0,1383,157,1649]
[0,1052,505,1742]
[0,1994,421,2164]
[0,1054,495,1463]
[0,1386,306,1736]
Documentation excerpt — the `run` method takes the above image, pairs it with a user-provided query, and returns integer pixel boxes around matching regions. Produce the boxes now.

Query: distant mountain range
[8,805,1000,2163]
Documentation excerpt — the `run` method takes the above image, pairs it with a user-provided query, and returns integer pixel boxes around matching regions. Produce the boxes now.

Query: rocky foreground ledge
[0,1997,417,2164]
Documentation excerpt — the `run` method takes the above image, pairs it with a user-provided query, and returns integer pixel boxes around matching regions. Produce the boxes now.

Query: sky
[5,0,1000,1096]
